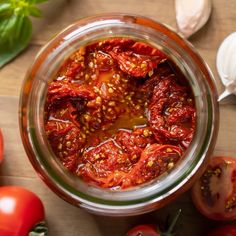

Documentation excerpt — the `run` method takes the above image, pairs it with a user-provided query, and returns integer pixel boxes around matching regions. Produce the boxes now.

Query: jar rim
[19,13,219,216]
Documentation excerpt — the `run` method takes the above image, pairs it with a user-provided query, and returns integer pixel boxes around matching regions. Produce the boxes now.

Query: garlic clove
[216,32,236,101]
[175,0,212,38]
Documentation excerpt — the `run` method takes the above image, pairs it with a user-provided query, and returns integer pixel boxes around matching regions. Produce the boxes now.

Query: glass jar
[19,13,219,216]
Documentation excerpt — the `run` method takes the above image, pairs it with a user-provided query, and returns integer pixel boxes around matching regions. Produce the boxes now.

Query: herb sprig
[0,0,48,68]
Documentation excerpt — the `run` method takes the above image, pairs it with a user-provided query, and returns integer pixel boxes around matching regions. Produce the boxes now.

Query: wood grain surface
[0,0,236,235]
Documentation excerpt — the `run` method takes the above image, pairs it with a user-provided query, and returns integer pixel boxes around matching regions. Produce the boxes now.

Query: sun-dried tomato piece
[121,144,182,188]
[87,39,167,77]
[58,47,86,78]
[78,140,131,187]
[108,42,167,77]
[45,120,86,171]
[64,61,84,78]
[110,51,162,77]
[47,81,95,104]
[61,154,78,171]
[148,76,195,147]
[79,165,127,189]
[93,51,114,72]
[81,140,131,172]
[115,127,156,161]
[45,100,82,127]
[140,62,174,95]
[166,106,195,125]
[86,38,135,53]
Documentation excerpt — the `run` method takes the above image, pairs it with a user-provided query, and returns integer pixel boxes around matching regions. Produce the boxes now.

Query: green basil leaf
[0,14,18,44]
[28,5,42,17]
[0,15,32,68]
[15,14,25,38]
[14,7,25,16]
[0,0,48,68]
[0,3,12,17]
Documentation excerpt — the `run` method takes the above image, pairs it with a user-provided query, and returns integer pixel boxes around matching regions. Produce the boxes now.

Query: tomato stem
[29,221,48,236]
[161,209,181,236]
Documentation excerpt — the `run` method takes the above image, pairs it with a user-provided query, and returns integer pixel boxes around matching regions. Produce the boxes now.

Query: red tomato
[192,156,236,220]
[0,186,45,236]
[125,210,181,236]
[125,224,160,236]
[208,225,236,236]
[0,129,4,163]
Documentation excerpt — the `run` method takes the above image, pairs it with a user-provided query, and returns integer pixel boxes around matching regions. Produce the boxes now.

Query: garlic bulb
[216,32,236,101]
[175,0,212,38]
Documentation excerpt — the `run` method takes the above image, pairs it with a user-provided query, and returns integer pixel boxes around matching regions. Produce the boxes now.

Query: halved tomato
[192,156,236,220]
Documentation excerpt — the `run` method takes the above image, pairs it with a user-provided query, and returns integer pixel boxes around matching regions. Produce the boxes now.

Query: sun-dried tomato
[110,51,161,77]
[81,140,131,172]
[87,38,166,77]
[108,41,166,77]
[115,127,156,161]
[45,120,86,171]
[92,51,114,72]
[44,38,196,189]
[58,47,86,78]
[148,76,195,148]
[86,38,135,54]
[140,61,174,95]
[47,81,95,105]
[61,154,78,171]
[78,140,130,187]
[121,144,182,188]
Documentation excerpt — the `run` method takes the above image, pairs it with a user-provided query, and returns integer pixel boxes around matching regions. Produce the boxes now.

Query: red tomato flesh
[192,156,236,220]
[0,186,45,236]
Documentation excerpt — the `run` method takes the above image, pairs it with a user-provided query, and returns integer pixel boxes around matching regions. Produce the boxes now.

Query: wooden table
[0,1,236,235]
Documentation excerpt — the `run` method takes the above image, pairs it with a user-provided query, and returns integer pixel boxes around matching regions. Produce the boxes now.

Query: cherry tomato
[0,129,4,163]
[0,186,45,236]
[192,156,236,220]
[125,209,181,236]
[207,225,236,236]
[125,224,160,236]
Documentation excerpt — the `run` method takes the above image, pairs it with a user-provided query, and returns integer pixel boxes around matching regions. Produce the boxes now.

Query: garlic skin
[175,0,212,38]
[216,32,236,101]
